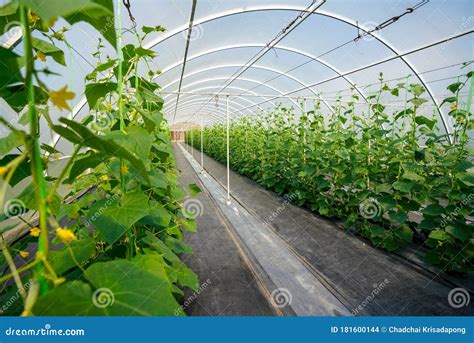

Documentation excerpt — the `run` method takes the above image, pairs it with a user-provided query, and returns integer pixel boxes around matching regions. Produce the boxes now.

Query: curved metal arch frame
[163,84,274,112]
[53,4,452,148]
[160,64,335,114]
[144,5,449,136]
[167,99,250,120]
[164,75,301,110]
[154,43,364,114]
[175,104,240,124]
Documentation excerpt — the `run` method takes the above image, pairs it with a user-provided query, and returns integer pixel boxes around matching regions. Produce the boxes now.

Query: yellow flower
[179,203,184,208]
[451,104,457,111]
[130,110,137,116]
[120,165,129,174]
[0,166,9,177]
[36,51,46,62]
[56,227,77,243]
[20,310,31,317]
[19,251,29,258]
[105,102,112,112]
[49,86,75,111]
[101,175,109,182]
[28,11,39,26]
[30,227,40,237]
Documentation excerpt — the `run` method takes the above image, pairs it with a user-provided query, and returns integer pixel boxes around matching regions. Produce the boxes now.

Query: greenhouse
[0,0,473,330]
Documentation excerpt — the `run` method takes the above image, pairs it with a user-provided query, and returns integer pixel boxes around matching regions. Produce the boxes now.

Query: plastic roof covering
[0,0,473,153]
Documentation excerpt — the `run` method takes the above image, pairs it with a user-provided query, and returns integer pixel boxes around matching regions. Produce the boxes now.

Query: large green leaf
[49,237,96,275]
[31,37,65,65]
[0,131,22,156]
[87,192,149,244]
[104,126,152,161]
[56,118,149,182]
[84,82,117,108]
[84,260,183,315]
[33,281,106,316]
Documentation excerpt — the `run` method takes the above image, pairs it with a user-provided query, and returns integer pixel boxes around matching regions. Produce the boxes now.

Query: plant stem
[20,5,49,293]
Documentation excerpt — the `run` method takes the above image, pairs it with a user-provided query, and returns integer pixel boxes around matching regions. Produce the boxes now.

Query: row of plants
[0,0,200,315]
[187,71,474,274]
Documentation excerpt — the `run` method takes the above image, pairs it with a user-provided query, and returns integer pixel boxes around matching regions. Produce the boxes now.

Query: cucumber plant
[188,71,474,273]
[0,0,200,316]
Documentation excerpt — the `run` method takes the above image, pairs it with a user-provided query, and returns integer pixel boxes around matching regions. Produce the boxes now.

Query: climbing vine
[188,71,474,273]
[0,0,199,316]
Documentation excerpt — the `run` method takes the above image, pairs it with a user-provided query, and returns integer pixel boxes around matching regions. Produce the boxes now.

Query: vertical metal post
[200,112,204,172]
[302,98,307,162]
[226,95,230,204]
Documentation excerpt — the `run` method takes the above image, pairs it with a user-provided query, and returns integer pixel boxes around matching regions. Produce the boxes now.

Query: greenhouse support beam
[159,64,335,114]
[228,30,473,142]
[191,1,326,118]
[172,0,198,124]
[143,5,459,136]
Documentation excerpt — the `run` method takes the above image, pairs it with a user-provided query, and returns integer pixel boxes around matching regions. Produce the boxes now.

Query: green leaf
[447,82,463,94]
[31,38,65,65]
[0,46,23,89]
[392,180,415,193]
[429,230,450,241]
[49,238,95,275]
[57,118,150,182]
[180,218,197,232]
[139,202,171,228]
[457,173,474,187]
[422,204,444,216]
[34,281,106,315]
[165,236,193,254]
[67,151,104,183]
[83,260,183,315]
[0,155,30,186]
[87,192,149,244]
[402,170,425,182]
[0,131,22,156]
[189,183,201,196]
[394,225,413,242]
[414,116,436,130]
[104,126,152,161]
[446,225,471,242]
[84,82,117,108]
